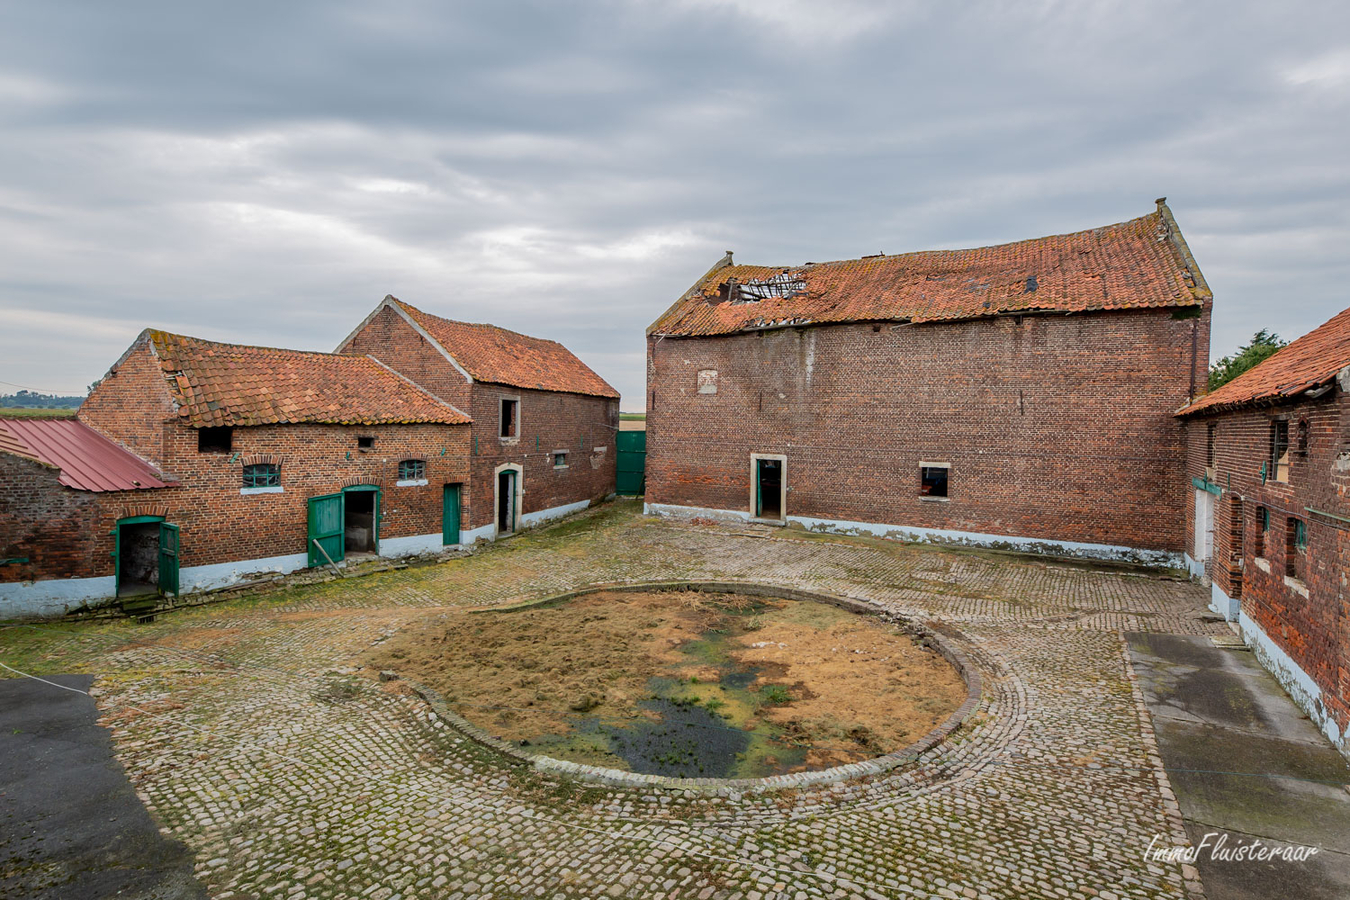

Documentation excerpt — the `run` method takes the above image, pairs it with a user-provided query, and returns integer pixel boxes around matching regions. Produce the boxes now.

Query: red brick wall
[465,384,618,530]
[647,308,1206,552]
[0,454,109,583]
[1183,387,1350,737]
[340,304,618,531]
[79,338,176,465]
[3,421,470,583]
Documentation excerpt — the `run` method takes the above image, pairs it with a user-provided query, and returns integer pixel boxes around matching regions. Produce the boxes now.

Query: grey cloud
[0,0,1346,402]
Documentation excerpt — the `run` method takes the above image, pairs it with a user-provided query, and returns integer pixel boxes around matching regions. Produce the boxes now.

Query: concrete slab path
[1128,633,1350,900]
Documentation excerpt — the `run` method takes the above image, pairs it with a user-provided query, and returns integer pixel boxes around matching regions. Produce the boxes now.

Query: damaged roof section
[0,418,174,491]
[142,330,472,428]
[1179,305,1350,416]
[650,200,1210,337]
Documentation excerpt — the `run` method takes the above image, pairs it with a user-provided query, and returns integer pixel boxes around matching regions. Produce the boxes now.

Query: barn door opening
[496,469,517,535]
[754,457,784,521]
[343,486,380,555]
[115,516,163,598]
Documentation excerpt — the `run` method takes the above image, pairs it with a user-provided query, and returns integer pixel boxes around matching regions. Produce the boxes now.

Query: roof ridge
[147,328,372,361]
[720,211,1162,273]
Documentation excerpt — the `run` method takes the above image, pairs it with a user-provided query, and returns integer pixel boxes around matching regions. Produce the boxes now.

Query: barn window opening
[500,398,519,439]
[242,463,280,489]
[1286,517,1307,579]
[1270,420,1290,482]
[553,451,568,468]
[357,436,375,451]
[920,464,950,498]
[1256,506,1268,558]
[198,426,233,453]
[398,459,425,482]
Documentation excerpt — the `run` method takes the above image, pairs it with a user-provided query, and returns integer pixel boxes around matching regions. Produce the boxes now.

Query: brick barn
[1178,306,1350,755]
[337,296,620,542]
[645,200,1211,565]
[2,329,472,617]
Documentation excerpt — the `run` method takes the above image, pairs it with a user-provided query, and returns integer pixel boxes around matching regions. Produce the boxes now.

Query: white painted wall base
[379,532,443,558]
[0,576,117,619]
[459,523,495,546]
[520,498,591,529]
[1182,552,1207,580]
[1209,581,1239,622]
[644,503,1183,567]
[1240,609,1346,755]
[179,553,309,594]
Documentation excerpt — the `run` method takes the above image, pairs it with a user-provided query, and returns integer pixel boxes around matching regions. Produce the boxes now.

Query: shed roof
[0,417,175,492]
[1179,306,1350,416]
[352,297,619,399]
[649,200,1209,338]
[143,330,472,428]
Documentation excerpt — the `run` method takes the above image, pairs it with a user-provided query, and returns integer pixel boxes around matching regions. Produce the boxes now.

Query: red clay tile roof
[0,417,175,491]
[388,299,620,399]
[1180,306,1350,416]
[144,330,472,427]
[649,202,1209,338]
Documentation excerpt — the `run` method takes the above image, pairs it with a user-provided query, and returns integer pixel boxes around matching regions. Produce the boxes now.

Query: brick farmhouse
[336,296,620,542]
[1179,306,1350,754]
[645,200,1211,566]
[2,304,617,618]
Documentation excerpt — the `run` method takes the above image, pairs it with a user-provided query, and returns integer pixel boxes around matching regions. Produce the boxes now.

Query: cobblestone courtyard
[1,501,1230,900]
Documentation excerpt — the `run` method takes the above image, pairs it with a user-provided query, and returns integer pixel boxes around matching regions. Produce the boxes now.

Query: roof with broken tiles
[648,200,1209,338]
[1179,305,1350,416]
[142,329,473,428]
[0,417,175,491]
[383,298,620,399]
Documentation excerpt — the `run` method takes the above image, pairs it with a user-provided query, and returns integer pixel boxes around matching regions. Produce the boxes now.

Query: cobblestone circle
[2,502,1226,899]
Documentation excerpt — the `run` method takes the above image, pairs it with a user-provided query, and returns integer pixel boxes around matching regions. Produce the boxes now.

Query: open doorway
[117,521,159,597]
[496,468,517,535]
[344,488,378,555]
[753,456,785,521]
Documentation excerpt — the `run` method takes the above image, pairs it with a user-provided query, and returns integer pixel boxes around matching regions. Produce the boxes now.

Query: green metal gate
[308,493,345,568]
[616,430,646,496]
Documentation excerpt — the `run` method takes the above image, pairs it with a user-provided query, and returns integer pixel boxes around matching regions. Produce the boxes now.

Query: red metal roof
[0,418,175,492]
[145,330,473,428]
[1179,305,1350,416]
[389,299,621,399]
[649,202,1209,338]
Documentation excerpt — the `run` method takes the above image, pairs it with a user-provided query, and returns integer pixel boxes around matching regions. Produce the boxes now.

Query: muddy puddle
[365,590,965,779]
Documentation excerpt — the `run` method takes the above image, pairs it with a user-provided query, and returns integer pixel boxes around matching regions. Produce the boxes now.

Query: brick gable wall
[341,305,618,531]
[1184,388,1350,739]
[80,340,176,466]
[647,307,1207,552]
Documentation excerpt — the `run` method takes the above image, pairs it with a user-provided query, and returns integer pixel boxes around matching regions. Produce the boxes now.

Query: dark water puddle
[599,698,751,777]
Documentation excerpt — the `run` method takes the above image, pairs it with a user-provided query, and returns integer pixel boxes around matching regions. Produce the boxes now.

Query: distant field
[0,407,78,418]
[619,412,645,421]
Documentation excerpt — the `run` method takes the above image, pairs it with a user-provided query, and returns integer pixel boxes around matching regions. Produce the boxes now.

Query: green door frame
[442,483,462,546]
[343,484,381,552]
[110,515,167,596]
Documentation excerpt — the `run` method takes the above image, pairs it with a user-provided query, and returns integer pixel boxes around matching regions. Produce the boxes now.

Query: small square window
[398,459,425,481]
[553,451,568,468]
[198,426,233,453]
[500,398,519,439]
[357,436,375,451]
[242,463,280,488]
[920,465,949,498]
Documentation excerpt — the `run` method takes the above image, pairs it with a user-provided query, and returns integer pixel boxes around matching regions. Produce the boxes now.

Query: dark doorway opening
[344,490,377,554]
[497,470,516,534]
[117,523,159,597]
[756,459,782,520]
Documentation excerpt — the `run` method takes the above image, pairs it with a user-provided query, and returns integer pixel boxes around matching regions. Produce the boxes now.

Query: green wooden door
[443,484,461,545]
[755,463,764,517]
[308,493,345,567]
[616,430,646,495]
[158,523,180,595]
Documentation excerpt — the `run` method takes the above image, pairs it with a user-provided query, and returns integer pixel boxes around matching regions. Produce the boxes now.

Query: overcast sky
[1,1,1346,408]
